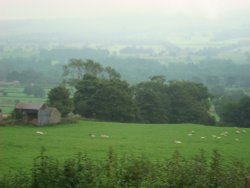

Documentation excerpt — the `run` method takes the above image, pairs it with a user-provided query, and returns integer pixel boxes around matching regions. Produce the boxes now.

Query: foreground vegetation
[1,148,249,188]
[1,121,250,174]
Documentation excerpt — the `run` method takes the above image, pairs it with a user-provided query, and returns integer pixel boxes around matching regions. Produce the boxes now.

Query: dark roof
[15,103,46,110]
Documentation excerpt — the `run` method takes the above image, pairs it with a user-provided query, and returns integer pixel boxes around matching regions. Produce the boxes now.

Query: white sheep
[89,134,96,138]
[220,132,228,137]
[36,131,44,135]
[100,134,109,138]
[174,140,182,144]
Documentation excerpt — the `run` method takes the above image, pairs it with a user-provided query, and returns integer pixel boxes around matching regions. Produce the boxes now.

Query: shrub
[0,149,249,187]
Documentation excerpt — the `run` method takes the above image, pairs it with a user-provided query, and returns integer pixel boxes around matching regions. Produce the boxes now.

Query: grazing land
[0,120,249,173]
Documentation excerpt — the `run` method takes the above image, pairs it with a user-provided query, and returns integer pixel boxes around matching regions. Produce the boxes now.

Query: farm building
[14,103,61,125]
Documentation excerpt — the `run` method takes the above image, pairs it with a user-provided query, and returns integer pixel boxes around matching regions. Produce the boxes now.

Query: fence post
[246,176,250,188]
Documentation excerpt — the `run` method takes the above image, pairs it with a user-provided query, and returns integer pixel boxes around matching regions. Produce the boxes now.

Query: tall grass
[0,148,249,188]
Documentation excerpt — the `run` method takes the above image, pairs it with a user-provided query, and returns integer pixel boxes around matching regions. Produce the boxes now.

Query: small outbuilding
[14,103,61,125]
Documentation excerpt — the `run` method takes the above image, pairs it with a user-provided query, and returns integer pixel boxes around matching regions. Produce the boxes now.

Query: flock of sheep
[35,131,110,138]
[174,128,247,144]
[35,127,247,145]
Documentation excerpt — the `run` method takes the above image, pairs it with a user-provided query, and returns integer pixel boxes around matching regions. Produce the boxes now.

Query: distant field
[1,121,249,173]
[0,85,47,114]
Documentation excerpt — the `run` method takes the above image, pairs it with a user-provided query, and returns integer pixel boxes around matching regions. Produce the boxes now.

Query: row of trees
[48,59,215,125]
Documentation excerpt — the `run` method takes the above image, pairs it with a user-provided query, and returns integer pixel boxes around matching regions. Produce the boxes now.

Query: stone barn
[15,103,61,125]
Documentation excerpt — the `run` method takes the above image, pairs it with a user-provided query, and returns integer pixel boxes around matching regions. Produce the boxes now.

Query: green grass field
[1,121,249,174]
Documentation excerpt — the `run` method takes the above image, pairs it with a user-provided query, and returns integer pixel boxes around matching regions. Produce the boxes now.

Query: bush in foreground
[0,149,249,188]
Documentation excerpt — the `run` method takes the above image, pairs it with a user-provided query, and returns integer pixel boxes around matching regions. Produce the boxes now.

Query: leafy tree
[24,85,45,98]
[134,78,169,123]
[32,85,45,98]
[221,96,250,127]
[104,66,121,80]
[47,86,73,117]
[167,81,215,125]
[7,69,45,84]
[73,75,137,122]
[213,89,246,119]
[63,59,103,84]
[74,75,100,118]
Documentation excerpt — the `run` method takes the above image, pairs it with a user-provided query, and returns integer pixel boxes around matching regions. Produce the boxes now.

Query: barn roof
[15,103,46,110]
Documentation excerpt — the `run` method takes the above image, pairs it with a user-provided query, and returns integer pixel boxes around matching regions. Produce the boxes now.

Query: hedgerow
[0,149,249,188]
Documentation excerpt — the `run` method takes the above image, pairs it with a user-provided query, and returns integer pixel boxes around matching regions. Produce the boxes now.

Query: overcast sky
[1,0,250,20]
[1,0,250,41]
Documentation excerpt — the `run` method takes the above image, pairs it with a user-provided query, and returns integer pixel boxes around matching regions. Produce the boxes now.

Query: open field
[0,120,249,173]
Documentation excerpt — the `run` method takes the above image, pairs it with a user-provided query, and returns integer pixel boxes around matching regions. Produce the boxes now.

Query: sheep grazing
[217,136,222,139]
[212,135,217,138]
[187,133,192,136]
[174,140,182,144]
[235,138,239,141]
[100,134,109,138]
[236,130,241,134]
[36,131,44,135]
[89,134,96,138]
[220,132,228,137]
[242,130,247,133]
[201,136,206,139]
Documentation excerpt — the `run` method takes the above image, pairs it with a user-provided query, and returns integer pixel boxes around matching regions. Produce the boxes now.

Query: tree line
[48,59,216,125]
[47,59,250,127]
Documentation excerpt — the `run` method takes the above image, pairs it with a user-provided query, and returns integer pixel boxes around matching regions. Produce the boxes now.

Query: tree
[47,86,73,117]
[134,78,169,123]
[63,59,103,84]
[221,96,250,127]
[73,75,137,122]
[167,81,215,125]
[24,85,45,98]
[104,66,121,80]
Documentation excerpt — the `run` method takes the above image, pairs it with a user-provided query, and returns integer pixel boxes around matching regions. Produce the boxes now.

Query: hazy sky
[1,0,250,20]
[1,0,250,41]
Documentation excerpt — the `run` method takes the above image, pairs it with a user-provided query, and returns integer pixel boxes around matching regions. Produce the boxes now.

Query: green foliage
[63,59,103,81]
[134,79,215,124]
[47,86,73,117]
[220,96,250,127]
[23,84,45,98]
[167,81,215,125]
[0,149,249,188]
[62,59,215,124]
[6,69,46,85]
[0,89,8,97]
[134,79,169,123]
[74,74,137,122]
[63,59,121,85]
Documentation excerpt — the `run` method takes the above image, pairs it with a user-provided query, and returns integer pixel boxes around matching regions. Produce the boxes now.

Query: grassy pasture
[0,121,249,174]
